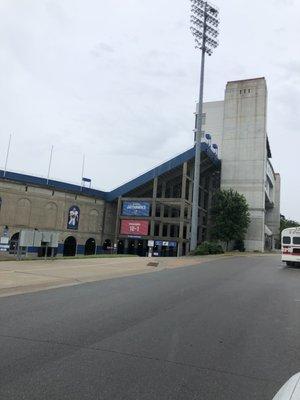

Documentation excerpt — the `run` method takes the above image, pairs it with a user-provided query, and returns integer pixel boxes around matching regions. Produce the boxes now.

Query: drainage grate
[147,262,159,267]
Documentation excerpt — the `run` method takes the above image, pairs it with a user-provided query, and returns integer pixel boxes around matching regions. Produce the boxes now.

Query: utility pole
[190,0,220,251]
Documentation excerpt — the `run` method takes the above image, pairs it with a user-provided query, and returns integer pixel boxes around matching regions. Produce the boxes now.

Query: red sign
[120,220,149,236]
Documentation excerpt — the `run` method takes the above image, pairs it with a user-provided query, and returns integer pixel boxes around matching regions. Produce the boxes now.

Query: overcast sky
[0,0,299,220]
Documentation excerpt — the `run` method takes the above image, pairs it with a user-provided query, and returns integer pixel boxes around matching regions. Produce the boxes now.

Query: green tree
[211,189,251,251]
[280,214,300,235]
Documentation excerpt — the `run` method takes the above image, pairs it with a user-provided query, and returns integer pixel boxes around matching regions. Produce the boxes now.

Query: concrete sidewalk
[0,255,239,298]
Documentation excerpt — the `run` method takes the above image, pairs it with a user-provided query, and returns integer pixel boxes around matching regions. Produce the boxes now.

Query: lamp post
[190,0,220,251]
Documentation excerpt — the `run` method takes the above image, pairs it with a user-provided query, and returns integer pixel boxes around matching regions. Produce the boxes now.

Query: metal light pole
[190,0,219,251]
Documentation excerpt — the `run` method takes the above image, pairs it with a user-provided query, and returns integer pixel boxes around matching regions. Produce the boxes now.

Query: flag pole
[81,154,85,191]
[46,145,53,185]
[3,134,12,178]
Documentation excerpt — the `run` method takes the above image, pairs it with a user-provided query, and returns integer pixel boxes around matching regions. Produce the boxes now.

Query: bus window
[282,236,291,244]
[293,237,300,245]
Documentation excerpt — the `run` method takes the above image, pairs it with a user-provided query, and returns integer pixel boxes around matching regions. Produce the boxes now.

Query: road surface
[1,255,300,399]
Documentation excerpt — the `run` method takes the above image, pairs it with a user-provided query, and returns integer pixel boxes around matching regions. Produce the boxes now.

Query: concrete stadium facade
[0,145,220,257]
[0,78,280,257]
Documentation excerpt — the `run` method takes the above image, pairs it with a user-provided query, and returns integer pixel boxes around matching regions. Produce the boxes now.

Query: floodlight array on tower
[190,0,220,56]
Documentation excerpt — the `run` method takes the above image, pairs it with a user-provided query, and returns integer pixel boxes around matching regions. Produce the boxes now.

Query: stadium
[0,78,280,257]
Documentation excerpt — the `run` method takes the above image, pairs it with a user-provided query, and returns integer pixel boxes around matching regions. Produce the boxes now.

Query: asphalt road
[1,255,300,400]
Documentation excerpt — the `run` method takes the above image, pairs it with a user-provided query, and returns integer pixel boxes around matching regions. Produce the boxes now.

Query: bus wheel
[286,261,294,267]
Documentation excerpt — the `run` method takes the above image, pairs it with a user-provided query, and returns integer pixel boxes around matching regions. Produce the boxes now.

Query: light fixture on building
[82,177,92,189]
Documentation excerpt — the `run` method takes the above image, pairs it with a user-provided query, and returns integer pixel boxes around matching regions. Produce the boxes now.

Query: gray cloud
[91,42,115,57]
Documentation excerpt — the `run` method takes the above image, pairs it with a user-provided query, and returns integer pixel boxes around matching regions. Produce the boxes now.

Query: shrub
[194,243,210,256]
[194,241,224,256]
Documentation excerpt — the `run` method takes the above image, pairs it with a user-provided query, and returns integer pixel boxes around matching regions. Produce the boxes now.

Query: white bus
[281,227,300,266]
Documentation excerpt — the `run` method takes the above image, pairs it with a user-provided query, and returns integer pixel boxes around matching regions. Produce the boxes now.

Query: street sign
[148,240,154,247]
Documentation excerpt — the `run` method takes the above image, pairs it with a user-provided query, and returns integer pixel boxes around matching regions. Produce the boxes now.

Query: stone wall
[0,179,109,253]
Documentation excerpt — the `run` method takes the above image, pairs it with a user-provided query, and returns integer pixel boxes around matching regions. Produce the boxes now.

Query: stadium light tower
[190,0,219,251]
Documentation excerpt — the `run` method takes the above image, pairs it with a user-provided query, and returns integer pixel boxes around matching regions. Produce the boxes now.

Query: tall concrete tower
[221,78,268,251]
[202,77,280,251]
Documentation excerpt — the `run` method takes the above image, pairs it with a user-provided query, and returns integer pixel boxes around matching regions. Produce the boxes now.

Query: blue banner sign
[154,240,177,248]
[122,201,150,217]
